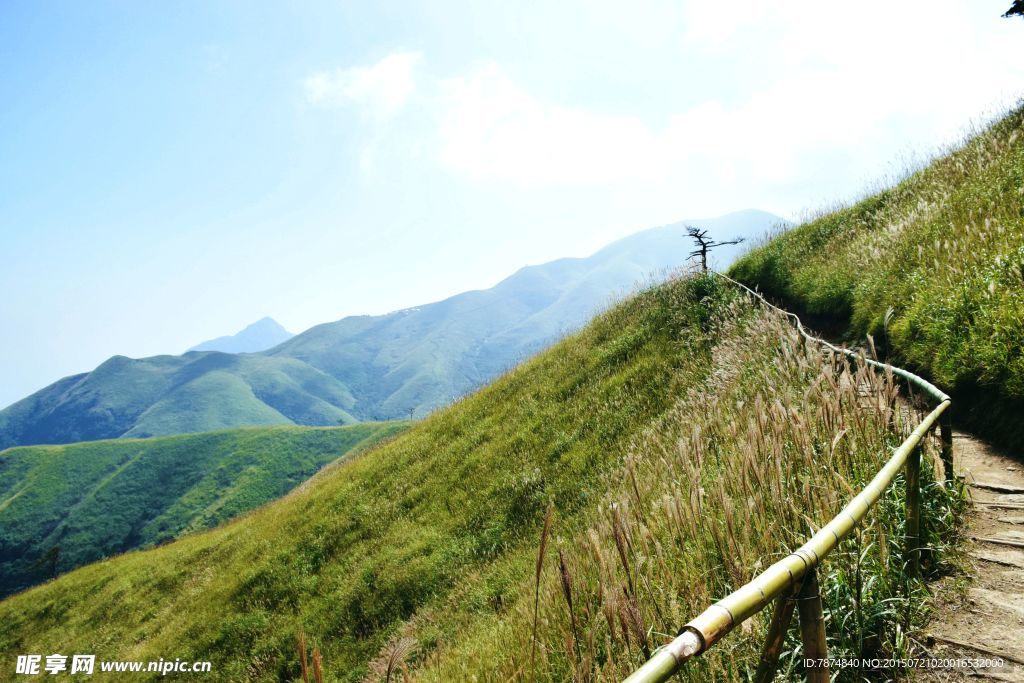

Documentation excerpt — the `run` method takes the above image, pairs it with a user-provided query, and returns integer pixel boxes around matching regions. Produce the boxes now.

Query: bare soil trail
[920,431,1024,682]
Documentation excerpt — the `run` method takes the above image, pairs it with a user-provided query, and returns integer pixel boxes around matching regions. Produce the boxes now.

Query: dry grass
[296,628,324,683]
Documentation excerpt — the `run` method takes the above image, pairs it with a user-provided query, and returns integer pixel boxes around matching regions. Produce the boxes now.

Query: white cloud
[304,51,421,118]
[432,0,1024,197]
[436,64,662,185]
[432,62,878,188]
[681,0,767,49]
[302,2,1024,218]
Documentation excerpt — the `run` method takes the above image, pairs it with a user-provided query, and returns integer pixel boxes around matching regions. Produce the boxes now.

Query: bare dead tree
[685,225,745,272]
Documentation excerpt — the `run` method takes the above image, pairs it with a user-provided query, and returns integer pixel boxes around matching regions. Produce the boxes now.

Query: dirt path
[920,430,1024,682]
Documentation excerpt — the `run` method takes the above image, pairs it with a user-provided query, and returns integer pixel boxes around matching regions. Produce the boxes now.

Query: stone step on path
[921,432,1024,682]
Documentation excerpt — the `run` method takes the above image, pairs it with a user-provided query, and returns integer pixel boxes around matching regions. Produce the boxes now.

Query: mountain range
[0,210,783,449]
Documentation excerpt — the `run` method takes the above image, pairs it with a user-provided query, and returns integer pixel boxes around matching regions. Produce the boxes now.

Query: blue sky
[1,0,1022,408]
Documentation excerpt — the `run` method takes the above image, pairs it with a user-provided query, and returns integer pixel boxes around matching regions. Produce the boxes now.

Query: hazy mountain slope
[0,422,405,598]
[270,209,784,419]
[188,317,294,354]
[0,210,782,447]
[0,274,949,682]
[731,106,1024,447]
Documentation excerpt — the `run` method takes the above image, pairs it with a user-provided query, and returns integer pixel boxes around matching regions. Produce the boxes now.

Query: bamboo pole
[797,569,828,683]
[713,273,951,404]
[621,632,702,683]
[905,444,922,579]
[623,400,949,683]
[753,587,797,683]
[939,411,954,481]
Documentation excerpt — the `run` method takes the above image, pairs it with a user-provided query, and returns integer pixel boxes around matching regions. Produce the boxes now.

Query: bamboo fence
[622,272,954,683]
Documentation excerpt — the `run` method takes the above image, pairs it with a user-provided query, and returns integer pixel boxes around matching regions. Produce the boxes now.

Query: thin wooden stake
[905,444,922,579]
[939,412,954,481]
[969,481,1024,494]
[797,569,828,683]
[928,634,1024,665]
[973,536,1024,549]
[754,586,797,683]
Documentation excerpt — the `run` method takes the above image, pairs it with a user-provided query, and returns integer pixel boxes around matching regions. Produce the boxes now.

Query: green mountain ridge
[0,210,782,448]
[0,352,359,448]
[0,422,405,599]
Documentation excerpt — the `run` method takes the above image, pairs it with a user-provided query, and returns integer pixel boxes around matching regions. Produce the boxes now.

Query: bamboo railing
[622,273,954,683]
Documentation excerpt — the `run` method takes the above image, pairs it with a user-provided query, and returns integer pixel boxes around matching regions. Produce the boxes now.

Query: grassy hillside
[0,275,959,681]
[0,211,781,449]
[731,105,1024,447]
[0,422,404,598]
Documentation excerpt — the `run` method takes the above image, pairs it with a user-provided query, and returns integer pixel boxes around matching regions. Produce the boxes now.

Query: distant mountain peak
[188,317,294,354]
[0,210,784,448]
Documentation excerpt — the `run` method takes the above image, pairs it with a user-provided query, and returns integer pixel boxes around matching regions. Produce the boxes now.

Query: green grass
[730,104,1024,448]
[0,275,961,681]
[0,422,405,599]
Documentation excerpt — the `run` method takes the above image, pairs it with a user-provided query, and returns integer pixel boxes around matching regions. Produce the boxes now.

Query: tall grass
[731,103,1024,448]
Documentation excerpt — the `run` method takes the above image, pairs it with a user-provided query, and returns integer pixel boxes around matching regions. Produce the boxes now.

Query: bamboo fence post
[905,443,922,580]
[939,411,954,482]
[754,586,798,683]
[797,569,828,683]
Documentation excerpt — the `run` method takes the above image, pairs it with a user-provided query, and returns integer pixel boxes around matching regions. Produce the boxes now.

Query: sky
[1,1,1023,409]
